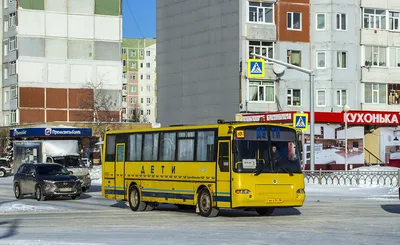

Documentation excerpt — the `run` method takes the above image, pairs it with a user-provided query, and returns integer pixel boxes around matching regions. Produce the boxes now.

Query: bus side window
[46,157,52,163]
[218,142,229,172]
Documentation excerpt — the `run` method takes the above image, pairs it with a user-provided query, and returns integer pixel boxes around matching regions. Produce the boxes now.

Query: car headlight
[43,180,54,190]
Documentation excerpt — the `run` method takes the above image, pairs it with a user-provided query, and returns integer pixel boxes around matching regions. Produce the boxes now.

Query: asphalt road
[0,176,399,245]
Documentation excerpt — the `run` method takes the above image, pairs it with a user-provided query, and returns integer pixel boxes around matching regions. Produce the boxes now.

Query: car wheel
[0,169,5,178]
[35,185,45,201]
[128,184,147,211]
[14,183,23,199]
[197,187,219,217]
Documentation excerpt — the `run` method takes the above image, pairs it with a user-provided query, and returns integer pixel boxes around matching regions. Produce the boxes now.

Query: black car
[13,163,82,201]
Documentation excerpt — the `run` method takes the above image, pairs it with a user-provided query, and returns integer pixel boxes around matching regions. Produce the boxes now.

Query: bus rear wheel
[255,207,275,216]
[197,187,219,217]
[128,185,147,211]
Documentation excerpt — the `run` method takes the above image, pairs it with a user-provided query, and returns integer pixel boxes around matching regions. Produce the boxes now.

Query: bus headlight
[296,189,305,194]
[235,189,251,194]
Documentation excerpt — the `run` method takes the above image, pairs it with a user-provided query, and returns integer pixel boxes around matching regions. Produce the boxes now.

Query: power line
[124,0,145,38]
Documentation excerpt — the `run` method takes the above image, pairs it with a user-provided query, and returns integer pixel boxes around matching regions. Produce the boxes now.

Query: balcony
[122,90,127,96]
[122,102,127,108]
[245,23,276,40]
[122,113,128,120]
[122,78,127,85]
[361,67,400,83]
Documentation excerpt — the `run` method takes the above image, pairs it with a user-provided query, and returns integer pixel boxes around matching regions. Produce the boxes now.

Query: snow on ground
[89,165,102,185]
[0,203,65,213]
[350,165,400,172]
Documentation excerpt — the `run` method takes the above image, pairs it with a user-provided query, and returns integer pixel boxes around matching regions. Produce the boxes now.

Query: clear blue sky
[122,0,156,38]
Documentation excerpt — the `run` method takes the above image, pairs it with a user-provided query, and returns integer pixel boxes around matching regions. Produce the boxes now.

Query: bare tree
[78,76,120,123]
[127,103,149,123]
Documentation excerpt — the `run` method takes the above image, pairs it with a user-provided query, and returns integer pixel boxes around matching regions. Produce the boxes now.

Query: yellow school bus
[102,120,305,217]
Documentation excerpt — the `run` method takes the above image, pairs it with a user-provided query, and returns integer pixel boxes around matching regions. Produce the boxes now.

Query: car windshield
[53,156,84,168]
[233,126,302,174]
[37,165,70,176]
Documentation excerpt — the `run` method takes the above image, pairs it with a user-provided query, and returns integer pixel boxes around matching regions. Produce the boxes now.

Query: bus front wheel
[128,185,147,211]
[197,187,219,217]
[255,207,275,216]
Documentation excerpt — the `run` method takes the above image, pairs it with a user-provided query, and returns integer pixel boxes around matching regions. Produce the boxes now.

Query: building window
[364,83,386,104]
[122,60,126,66]
[287,89,301,106]
[130,62,136,69]
[146,63,150,68]
[336,13,347,30]
[316,90,326,106]
[249,41,274,59]
[287,50,301,67]
[147,98,151,104]
[248,1,274,24]
[122,97,127,102]
[389,11,400,31]
[141,98,144,104]
[287,12,301,30]
[130,86,136,92]
[130,97,136,104]
[140,63,143,68]
[337,51,347,69]
[122,73,126,79]
[336,89,347,106]
[316,51,326,69]
[388,84,400,104]
[141,110,144,115]
[365,46,386,67]
[249,81,275,102]
[131,50,136,57]
[146,74,151,80]
[389,47,400,67]
[10,86,17,99]
[363,9,386,29]
[130,74,136,80]
[122,48,126,54]
[9,61,16,75]
[146,109,151,116]
[9,37,16,51]
[122,85,127,91]
[11,110,16,124]
[146,50,151,56]
[140,74,143,80]
[9,12,16,28]
[140,50,144,56]
[147,85,151,92]
[316,13,326,30]
[4,91,9,104]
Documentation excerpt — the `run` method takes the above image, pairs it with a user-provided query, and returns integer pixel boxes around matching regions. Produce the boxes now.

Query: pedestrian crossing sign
[293,113,308,131]
[248,59,265,78]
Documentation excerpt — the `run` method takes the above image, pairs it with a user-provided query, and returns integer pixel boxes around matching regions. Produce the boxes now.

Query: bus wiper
[280,167,293,176]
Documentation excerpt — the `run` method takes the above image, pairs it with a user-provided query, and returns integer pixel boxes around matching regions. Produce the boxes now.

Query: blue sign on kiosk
[10,127,92,138]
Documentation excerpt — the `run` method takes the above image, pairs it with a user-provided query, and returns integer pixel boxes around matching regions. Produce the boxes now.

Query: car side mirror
[69,171,74,175]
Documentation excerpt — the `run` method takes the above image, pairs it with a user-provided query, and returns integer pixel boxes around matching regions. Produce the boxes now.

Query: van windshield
[233,126,302,174]
[53,156,84,168]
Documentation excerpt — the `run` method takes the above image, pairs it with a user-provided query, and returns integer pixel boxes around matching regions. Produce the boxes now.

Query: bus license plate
[59,188,72,192]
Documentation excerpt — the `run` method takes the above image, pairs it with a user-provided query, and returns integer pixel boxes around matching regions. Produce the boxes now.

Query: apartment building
[121,38,157,123]
[359,0,400,111]
[2,0,122,126]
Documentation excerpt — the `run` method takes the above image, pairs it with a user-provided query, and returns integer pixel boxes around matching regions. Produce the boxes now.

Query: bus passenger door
[216,140,231,208]
[115,143,126,200]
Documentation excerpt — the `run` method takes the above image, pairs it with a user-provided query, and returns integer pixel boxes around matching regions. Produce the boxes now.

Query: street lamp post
[342,104,350,171]
[250,53,316,171]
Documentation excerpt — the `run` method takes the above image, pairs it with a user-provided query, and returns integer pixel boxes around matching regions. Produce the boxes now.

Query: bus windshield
[233,126,302,174]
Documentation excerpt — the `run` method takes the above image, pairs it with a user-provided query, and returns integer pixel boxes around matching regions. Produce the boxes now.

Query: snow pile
[0,203,64,213]
[0,241,105,245]
[89,165,102,185]
[350,165,399,172]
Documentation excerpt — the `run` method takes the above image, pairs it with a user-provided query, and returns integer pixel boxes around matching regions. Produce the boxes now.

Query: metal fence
[303,169,400,187]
